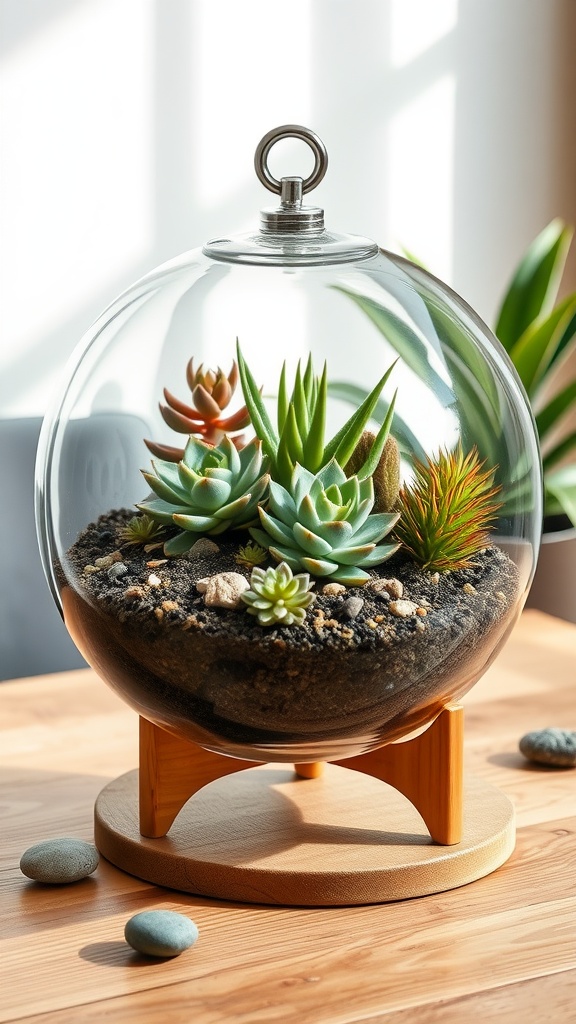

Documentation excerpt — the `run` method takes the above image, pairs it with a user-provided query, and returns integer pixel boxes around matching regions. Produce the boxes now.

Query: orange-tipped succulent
[145,359,251,461]
[395,445,502,571]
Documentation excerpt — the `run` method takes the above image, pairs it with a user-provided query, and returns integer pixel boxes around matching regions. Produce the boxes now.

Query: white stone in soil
[20,838,99,884]
[197,572,250,609]
[389,599,419,618]
[370,578,403,599]
[322,582,346,596]
[124,910,199,958]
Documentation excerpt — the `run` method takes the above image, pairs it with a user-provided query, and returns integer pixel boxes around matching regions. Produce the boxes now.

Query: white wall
[1,0,575,419]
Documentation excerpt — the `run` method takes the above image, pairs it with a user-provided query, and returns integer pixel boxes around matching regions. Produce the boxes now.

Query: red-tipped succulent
[145,359,251,461]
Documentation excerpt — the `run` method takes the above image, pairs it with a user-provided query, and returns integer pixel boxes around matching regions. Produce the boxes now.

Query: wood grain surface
[1,610,575,1023]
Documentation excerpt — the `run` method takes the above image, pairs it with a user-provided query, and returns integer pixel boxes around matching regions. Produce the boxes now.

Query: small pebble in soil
[197,572,250,609]
[186,537,220,559]
[322,582,346,596]
[369,578,403,600]
[340,596,364,619]
[124,910,199,958]
[20,838,99,884]
[389,599,419,618]
[108,562,128,582]
[519,728,576,767]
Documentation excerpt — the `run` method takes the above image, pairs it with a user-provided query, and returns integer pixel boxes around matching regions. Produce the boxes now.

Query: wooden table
[1,609,575,1023]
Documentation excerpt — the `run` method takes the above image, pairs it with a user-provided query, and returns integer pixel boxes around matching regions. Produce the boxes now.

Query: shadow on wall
[0,418,87,680]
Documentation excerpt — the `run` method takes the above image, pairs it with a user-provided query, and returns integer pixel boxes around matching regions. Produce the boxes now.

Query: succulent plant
[235,541,268,569]
[250,460,400,585]
[241,562,315,626]
[137,435,269,555]
[118,513,166,548]
[145,359,252,461]
[237,343,397,488]
[395,445,502,571]
[344,430,400,513]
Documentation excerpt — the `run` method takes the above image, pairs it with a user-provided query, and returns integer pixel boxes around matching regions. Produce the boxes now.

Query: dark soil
[59,509,520,761]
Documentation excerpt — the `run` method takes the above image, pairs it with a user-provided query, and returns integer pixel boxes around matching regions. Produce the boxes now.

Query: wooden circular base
[94,764,515,905]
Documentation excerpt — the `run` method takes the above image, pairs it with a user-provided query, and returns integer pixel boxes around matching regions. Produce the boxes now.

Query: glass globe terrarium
[36,126,542,766]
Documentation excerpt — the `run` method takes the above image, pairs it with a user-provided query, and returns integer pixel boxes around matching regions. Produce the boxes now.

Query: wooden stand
[94,706,516,905]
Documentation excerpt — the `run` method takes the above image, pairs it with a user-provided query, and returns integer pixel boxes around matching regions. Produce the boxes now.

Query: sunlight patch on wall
[386,75,455,283]
[390,0,458,68]
[192,0,312,210]
[0,0,153,381]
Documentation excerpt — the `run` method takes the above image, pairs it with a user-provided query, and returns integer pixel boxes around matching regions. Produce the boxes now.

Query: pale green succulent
[241,562,315,626]
[250,460,400,586]
[237,342,397,489]
[137,435,269,556]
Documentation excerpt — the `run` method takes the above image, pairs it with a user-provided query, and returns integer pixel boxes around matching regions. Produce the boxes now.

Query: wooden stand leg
[139,718,261,837]
[330,705,464,844]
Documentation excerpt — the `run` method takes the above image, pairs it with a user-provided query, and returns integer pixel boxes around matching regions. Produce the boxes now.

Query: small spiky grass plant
[395,445,502,571]
[241,562,315,626]
[145,359,252,461]
[235,541,268,569]
[118,514,166,548]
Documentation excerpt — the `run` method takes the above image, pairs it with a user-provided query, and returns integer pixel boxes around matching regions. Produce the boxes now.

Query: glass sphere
[36,133,542,764]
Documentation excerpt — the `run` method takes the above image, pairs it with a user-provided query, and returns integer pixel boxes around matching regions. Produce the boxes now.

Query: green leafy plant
[493,219,576,525]
[250,460,400,585]
[118,513,166,548]
[241,562,315,626]
[235,541,268,569]
[395,445,501,571]
[137,435,269,555]
[236,342,397,488]
[145,359,252,461]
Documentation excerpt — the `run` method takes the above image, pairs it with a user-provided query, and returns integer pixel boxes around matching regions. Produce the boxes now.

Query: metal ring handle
[254,125,328,195]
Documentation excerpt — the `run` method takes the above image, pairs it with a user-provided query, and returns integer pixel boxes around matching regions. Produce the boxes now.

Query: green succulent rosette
[251,459,400,586]
[241,562,315,626]
[138,435,269,555]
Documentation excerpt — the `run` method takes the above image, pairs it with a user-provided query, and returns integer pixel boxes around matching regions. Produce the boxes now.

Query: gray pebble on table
[20,838,99,883]
[124,910,199,958]
[519,727,576,767]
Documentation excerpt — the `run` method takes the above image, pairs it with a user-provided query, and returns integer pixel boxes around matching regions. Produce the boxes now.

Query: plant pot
[526,518,576,623]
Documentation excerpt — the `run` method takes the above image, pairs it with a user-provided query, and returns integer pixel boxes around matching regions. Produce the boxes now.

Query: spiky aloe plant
[145,359,251,461]
[137,435,269,555]
[241,562,315,626]
[250,460,400,585]
[236,342,397,488]
[395,445,502,571]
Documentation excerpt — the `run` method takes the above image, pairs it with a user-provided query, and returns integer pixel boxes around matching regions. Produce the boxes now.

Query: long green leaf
[545,464,576,525]
[302,362,327,472]
[509,295,576,397]
[333,286,454,406]
[357,390,397,480]
[328,381,426,462]
[494,219,573,352]
[277,404,304,487]
[324,361,397,467]
[292,362,309,436]
[536,380,576,440]
[542,431,576,471]
[277,362,288,433]
[236,342,278,456]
